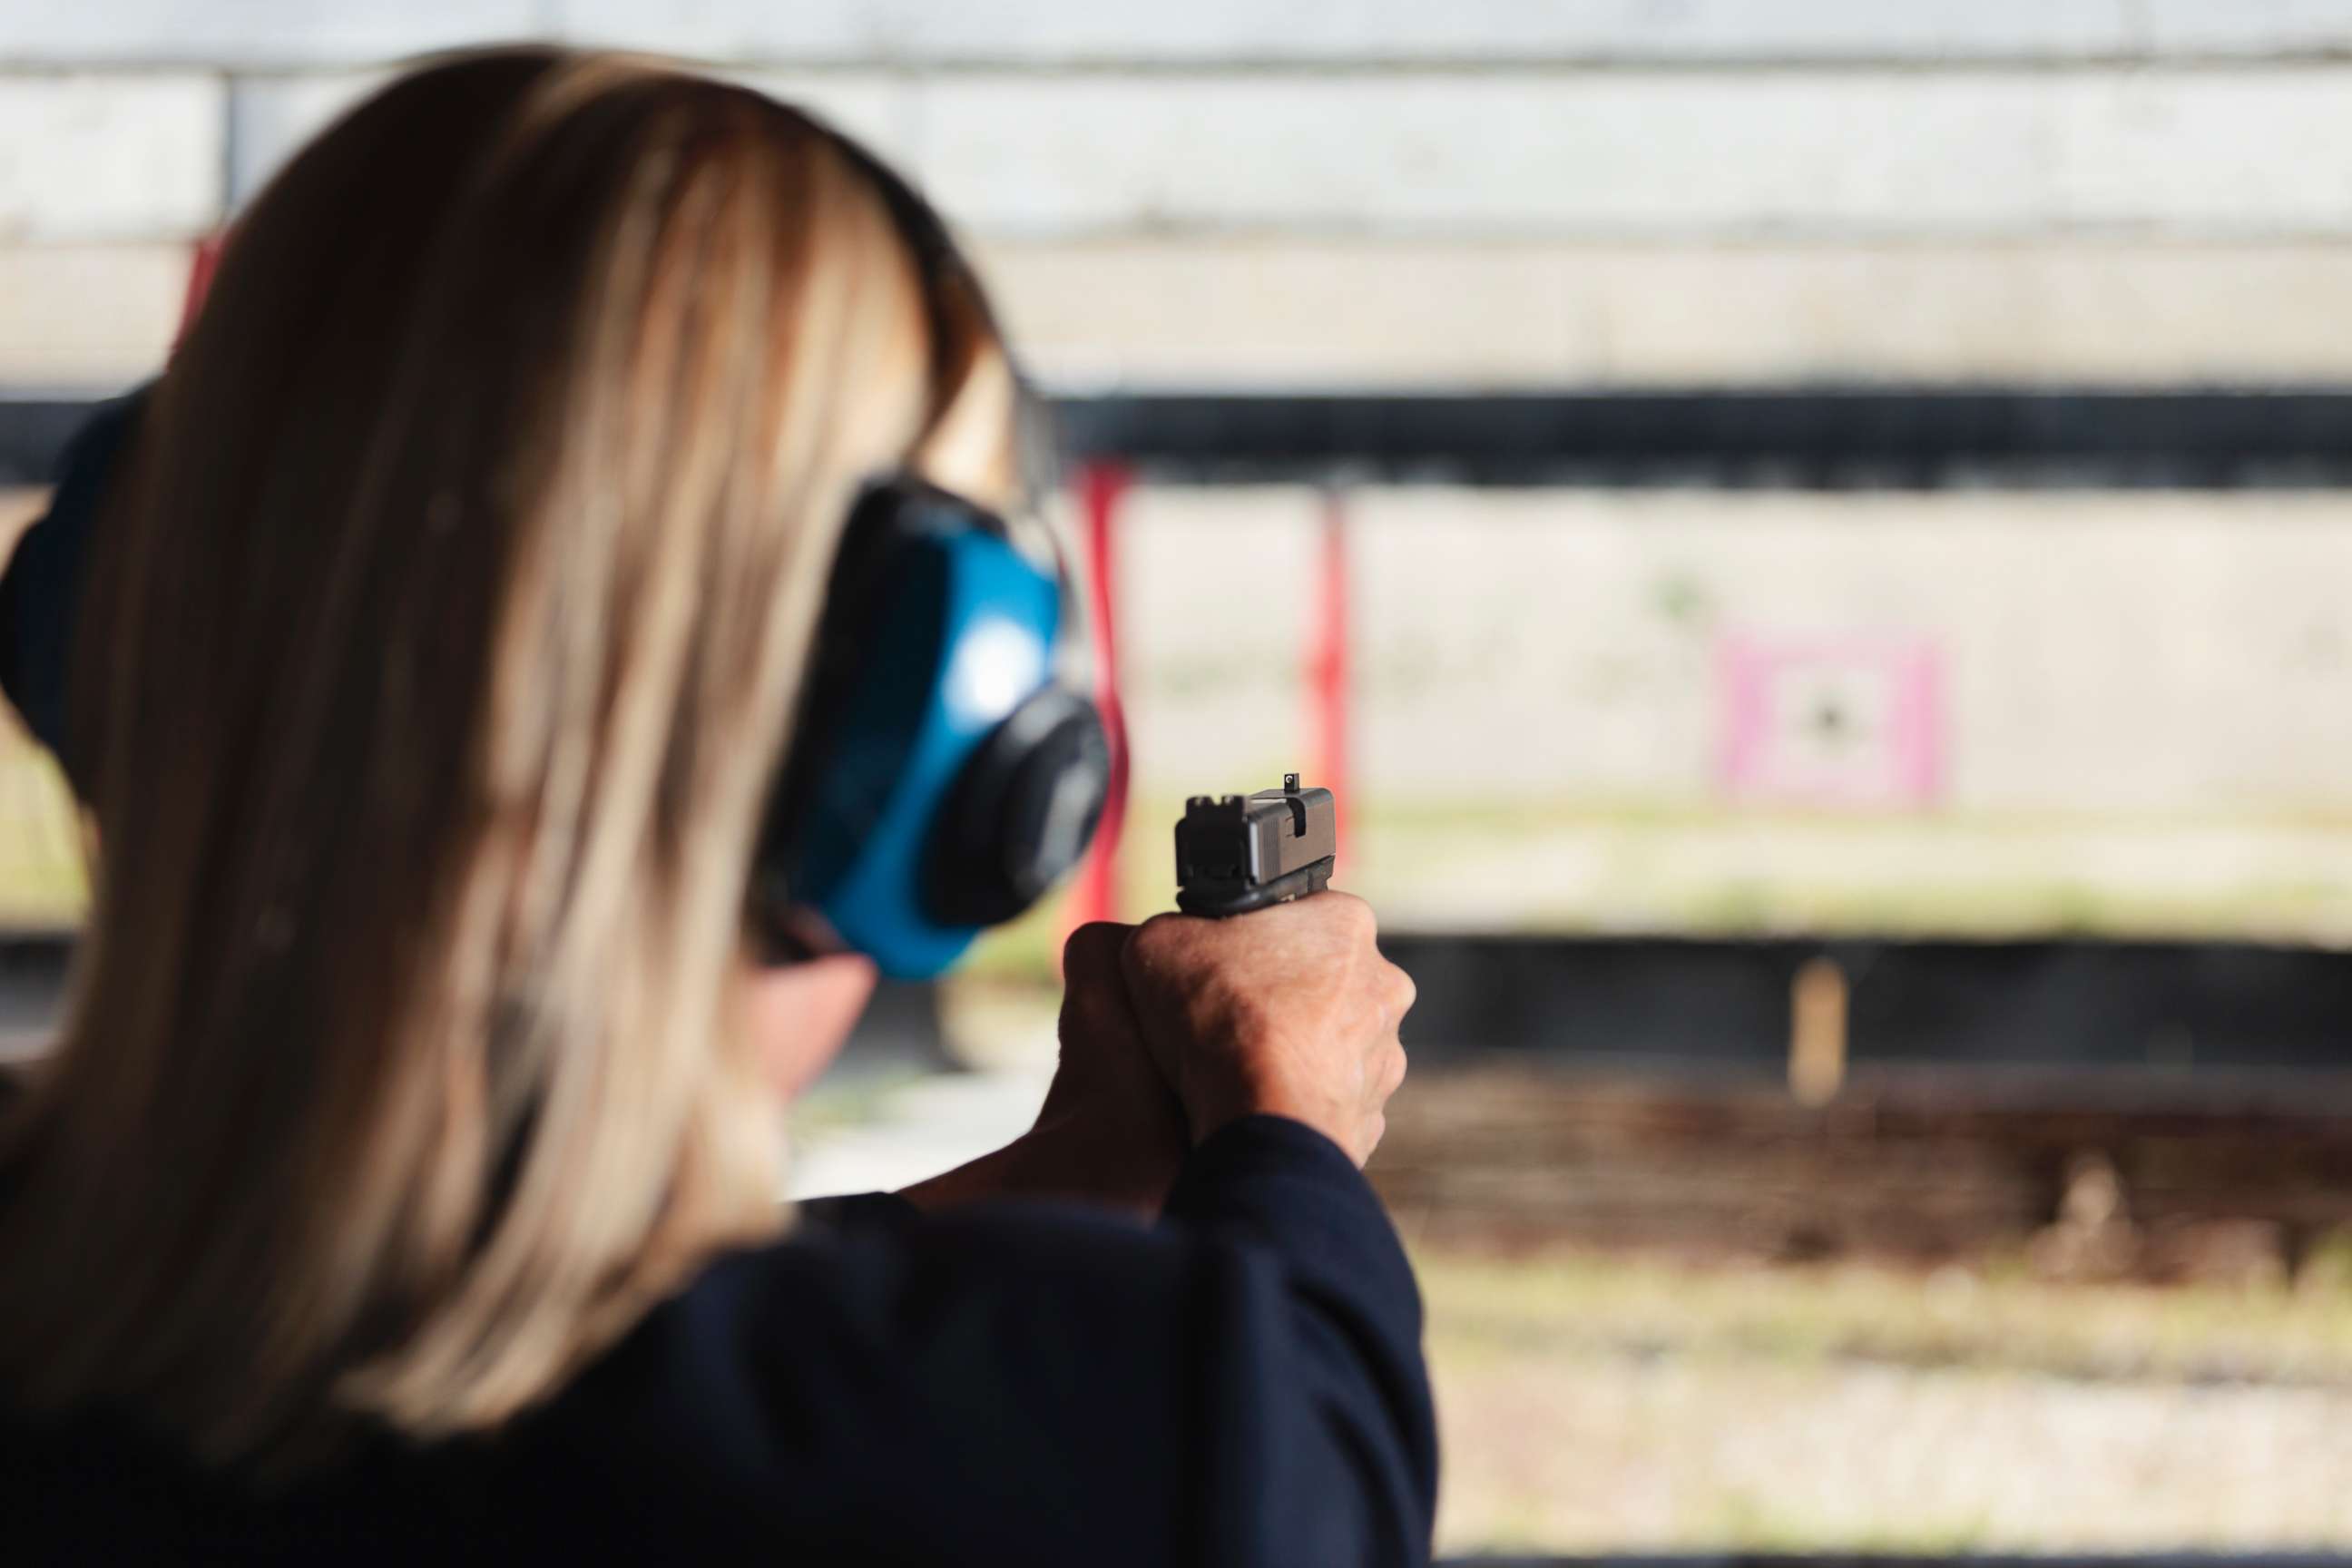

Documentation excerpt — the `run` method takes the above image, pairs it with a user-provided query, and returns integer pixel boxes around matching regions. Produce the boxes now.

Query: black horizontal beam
[10,387,2352,491]
[1051,387,2352,488]
[1382,933,2352,1073]
[15,932,2352,1075]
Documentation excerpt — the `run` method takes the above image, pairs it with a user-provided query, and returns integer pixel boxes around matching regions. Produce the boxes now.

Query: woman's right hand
[1119,894,1414,1166]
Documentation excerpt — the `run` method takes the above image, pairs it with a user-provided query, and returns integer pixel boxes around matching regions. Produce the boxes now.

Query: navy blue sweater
[2,1114,1437,1565]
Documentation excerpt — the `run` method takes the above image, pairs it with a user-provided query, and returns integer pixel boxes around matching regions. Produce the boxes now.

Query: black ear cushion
[925,685,1110,927]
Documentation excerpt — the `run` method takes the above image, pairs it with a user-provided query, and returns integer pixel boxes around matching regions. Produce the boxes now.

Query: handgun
[1173,773,1337,917]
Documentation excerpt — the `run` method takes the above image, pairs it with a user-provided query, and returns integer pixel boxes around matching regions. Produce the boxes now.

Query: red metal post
[1066,462,1132,936]
[1309,486,1352,859]
[179,232,224,338]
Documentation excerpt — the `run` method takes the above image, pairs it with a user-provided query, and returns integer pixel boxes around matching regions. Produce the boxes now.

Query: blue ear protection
[752,479,1109,977]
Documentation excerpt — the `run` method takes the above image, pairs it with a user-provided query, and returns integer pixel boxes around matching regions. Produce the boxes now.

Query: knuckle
[1127,911,1186,959]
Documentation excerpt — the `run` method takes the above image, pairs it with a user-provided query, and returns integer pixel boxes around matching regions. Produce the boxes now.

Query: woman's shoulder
[644,1189,1198,1347]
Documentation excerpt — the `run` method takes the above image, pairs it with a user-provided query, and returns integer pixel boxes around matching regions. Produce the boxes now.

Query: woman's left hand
[897,922,1190,1219]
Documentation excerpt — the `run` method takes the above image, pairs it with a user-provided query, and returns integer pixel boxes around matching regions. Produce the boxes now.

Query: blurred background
[8,3,2352,1561]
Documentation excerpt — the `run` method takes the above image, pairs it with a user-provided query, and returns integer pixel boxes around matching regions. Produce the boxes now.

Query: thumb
[1057,921,1146,1059]
[1059,920,1135,994]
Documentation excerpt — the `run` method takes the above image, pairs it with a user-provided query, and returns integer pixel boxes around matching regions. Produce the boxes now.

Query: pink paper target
[1717,633,1944,808]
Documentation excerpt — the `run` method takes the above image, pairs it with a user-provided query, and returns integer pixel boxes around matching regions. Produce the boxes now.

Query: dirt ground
[1418,1244,2352,1556]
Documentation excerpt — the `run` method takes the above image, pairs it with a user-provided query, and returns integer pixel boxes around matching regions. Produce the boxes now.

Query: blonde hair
[0,48,1019,1466]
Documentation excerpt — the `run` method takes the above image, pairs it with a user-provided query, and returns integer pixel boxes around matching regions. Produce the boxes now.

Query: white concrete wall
[0,74,220,241]
[10,3,2352,68]
[981,240,2352,388]
[6,2,2352,386]
[1123,489,2352,813]
[200,64,2352,240]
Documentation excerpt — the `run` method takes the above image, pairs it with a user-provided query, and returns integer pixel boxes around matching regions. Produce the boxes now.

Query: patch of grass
[790,1063,936,1139]
[1413,1245,2352,1387]
[1706,1491,1991,1554]
[0,740,85,926]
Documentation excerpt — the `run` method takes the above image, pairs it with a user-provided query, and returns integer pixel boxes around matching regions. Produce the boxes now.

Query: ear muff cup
[756,476,1106,977]
[926,685,1109,927]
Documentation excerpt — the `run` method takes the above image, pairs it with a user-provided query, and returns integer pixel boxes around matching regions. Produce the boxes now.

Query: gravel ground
[1420,1248,2352,1557]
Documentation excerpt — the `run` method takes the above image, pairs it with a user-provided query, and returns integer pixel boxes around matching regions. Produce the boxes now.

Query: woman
[0,47,1428,1566]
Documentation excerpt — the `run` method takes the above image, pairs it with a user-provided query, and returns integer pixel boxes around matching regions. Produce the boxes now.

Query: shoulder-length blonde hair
[0,47,1021,1467]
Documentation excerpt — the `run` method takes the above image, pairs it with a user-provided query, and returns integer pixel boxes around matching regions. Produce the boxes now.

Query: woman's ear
[740,951,878,1102]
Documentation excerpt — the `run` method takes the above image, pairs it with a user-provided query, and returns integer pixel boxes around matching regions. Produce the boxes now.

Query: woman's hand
[1023,920,1195,1209]
[897,922,1190,1218]
[1120,893,1413,1166]
[898,891,1414,1212]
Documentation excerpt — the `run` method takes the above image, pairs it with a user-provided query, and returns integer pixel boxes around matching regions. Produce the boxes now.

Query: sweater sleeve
[1159,1115,1439,1566]
[593,1116,1437,1567]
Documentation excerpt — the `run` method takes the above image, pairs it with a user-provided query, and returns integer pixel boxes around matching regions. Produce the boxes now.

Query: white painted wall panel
[209,66,2352,240]
[555,0,2139,64]
[0,245,184,383]
[0,1,533,66]
[918,73,2352,240]
[23,0,2352,68]
[0,74,220,240]
[982,240,2352,387]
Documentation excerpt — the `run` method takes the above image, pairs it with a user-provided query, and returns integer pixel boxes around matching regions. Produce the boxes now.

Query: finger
[1062,920,1137,988]
[1061,925,1133,1023]
[1382,961,1417,1021]
[1056,923,1148,1064]
[1378,1038,1407,1099]
[1114,915,1197,1081]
